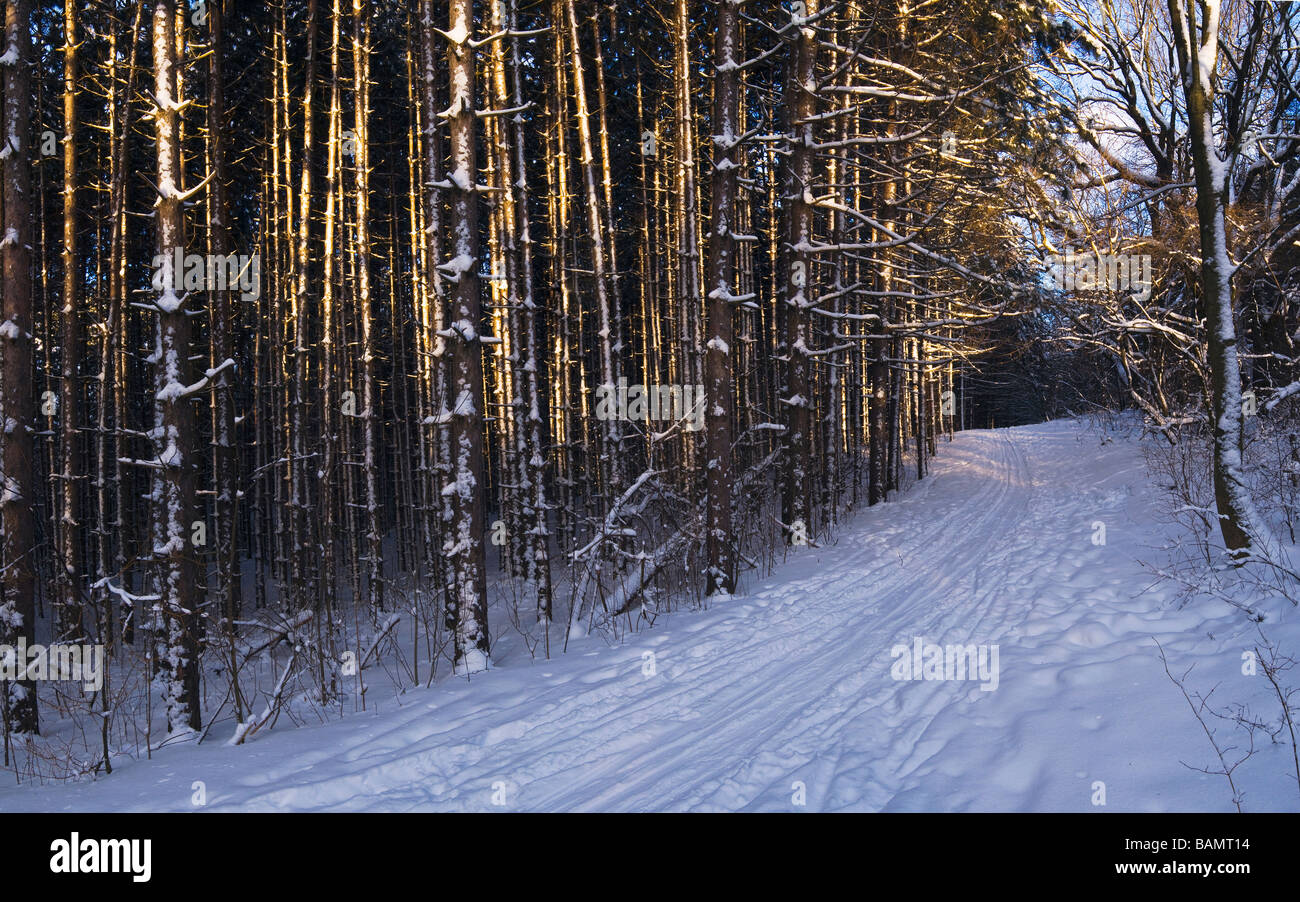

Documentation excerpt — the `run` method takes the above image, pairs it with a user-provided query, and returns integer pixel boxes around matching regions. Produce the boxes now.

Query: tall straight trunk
[781,0,816,540]
[98,12,132,651]
[418,0,450,653]
[674,0,703,395]
[401,15,430,671]
[270,6,291,601]
[353,0,383,611]
[443,0,491,674]
[318,0,342,629]
[563,0,621,496]
[290,0,319,616]
[150,0,201,734]
[483,0,518,579]
[1167,0,1259,557]
[543,18,577,555]
[704,0,742,595]
[279,0,298,601]
[590,7,623,365]
[507,0,554,636]
[105,4,144,642]
[634,68,658,397]
[58,0,84,641]
[206,0,243,721]
[252,143,269,614]
[822,83,850,524]
[0,0,39,734]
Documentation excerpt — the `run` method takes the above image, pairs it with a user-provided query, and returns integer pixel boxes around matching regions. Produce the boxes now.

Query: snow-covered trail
[6,420,1296,812]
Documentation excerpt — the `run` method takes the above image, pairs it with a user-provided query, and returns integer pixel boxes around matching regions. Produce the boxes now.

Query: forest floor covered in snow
[4,418,1299,812]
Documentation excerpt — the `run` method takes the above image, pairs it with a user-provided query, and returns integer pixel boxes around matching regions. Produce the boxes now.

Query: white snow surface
[5,420,1298,812]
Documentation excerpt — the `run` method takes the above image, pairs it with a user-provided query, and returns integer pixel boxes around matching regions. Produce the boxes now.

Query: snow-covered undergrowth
[1136,406,1300,808]
[3,418,1298,811]
[4,432,898,787]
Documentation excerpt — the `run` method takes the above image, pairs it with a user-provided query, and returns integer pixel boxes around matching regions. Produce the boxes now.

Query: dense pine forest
[0,0,1296,791]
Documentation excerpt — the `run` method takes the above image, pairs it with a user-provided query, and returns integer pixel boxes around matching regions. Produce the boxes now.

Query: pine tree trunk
[353,0,384,612]
[564,0,621,496]
[150,0,201,734]
[290,0,320,617]
[507,0,554,636]
[0,0,39,735]
[58,0,85,641]
[704,0,742,595]
[781,0,817,541]
[206,0,243,721]
[443,0,491,674]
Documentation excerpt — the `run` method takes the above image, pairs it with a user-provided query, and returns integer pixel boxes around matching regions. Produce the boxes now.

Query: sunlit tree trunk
[0,0,39,735]
[1167,0,1261,557]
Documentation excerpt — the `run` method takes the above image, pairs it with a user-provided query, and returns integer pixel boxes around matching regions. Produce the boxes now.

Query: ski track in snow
[5,420,1297,812]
